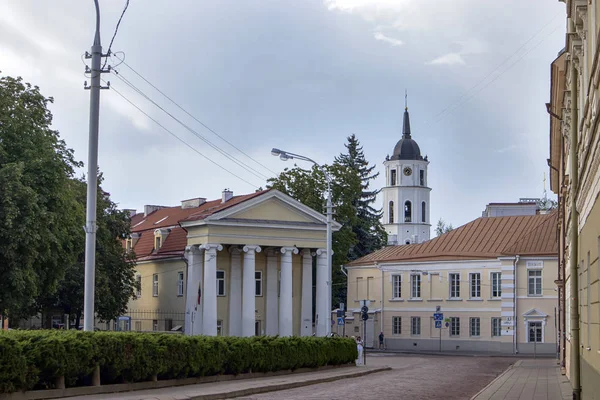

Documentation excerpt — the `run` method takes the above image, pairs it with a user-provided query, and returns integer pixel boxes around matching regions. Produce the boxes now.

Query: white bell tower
[381,101,431,245]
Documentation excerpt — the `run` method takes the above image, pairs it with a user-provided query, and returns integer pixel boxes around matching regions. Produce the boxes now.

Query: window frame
[411,316,421,336]
[217,270,226,296]
[154,236,161,250]
[469,273,481,299]
[527,321,543,343]
[410,274,421,299]
[152,273,159,297]
[421,201,426,223]
[491,272,502,299]
[255,270,263,297]
[491,317,501,337]
[389,201,394,224]
[469,317,480,337]
[136,274,142,297]
[392,316,402,335]
[450,317,460,337]
[449,273,460,299]
[390,169,397,186]
[177,271,184,297]
[527,269,542,297]
[392,274,402,299]
[404,201,412,223]
[419,170,425,186]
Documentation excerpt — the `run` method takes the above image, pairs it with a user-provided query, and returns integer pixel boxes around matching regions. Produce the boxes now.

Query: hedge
[0,331,357,393]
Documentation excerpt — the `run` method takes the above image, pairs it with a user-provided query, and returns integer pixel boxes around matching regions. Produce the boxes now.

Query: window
[390,169,397,186]
[389,201,394,224]
[135,321,142,331]
[177,272,184,297]
[411,317,421,335]
[419,170,425,186]
[154,236,161,250]
[152,320,158,331]
[404,201,412,222]
[528,270,542,296]
[255,271,263,296]
[528,321,542,343]
[392,275,402,298]
[449,273,460,298]
[491,272,501,298]
[217,270,226,296]
[126,238,132,252]
[450,317,460,337]
[136,275,141,297]
[469,317,480,337]
[392,316,401,335]
[421,201,426,223]
[165,318,173,331]
[217,320,223,336]
[410,274,421,299]
[491,317,501,337]
[470,273,481,299]
[152,274,158,297]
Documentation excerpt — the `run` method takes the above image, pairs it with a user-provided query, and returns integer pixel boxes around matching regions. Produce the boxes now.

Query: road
[231,353,514,400]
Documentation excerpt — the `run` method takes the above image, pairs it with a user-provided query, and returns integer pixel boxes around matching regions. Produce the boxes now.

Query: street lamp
[271,148,333,337]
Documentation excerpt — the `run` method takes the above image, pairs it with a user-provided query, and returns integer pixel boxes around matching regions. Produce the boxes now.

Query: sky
[1,0,566,233]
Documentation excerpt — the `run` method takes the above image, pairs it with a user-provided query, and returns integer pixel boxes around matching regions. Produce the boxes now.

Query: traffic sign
[337,317,345,326]
[433,313,443,321]
[435,320,442,329]
[361,305,369,314]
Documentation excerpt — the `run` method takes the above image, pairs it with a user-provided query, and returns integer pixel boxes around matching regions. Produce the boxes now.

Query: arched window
[421,201,426,223]
[404,201,412,222]
[389,201,394,224]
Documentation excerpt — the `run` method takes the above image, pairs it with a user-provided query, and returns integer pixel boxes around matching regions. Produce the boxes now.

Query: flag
[195,282,202,311]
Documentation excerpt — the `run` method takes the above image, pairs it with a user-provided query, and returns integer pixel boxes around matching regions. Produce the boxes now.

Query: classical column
[242,245,261,337]
[315,248,328,337]
[265,248,279,336]
[301,249,313,336]
[279,247,298,336]
[184,245,204,336]
[228,246,242,336]
[201,243,222,336]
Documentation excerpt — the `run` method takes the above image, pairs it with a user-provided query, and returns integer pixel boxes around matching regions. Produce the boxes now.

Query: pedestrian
[356,336,364,365]
[379,331,385,350]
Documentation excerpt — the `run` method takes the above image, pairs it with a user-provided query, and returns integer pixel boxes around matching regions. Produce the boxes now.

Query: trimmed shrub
[0,331,358,394]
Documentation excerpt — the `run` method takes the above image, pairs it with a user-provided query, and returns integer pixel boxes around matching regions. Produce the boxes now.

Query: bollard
[92,365,101,386]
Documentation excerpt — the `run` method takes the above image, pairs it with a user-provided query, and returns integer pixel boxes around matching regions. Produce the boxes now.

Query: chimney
[144,205,166,217]
[181,197,207,209]
[222,189,233,203]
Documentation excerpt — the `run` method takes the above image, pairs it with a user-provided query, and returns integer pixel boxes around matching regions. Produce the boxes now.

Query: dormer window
[125,238,133,252]
[155,236,162,251]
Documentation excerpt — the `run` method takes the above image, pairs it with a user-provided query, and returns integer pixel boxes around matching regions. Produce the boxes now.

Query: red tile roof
[128,190,270,261]
[349,211,558,266]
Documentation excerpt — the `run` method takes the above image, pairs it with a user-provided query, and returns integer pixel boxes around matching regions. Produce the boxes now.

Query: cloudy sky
[2,0,565,232]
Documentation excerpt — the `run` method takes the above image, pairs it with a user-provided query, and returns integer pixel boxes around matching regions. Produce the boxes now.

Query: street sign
[436,305,441,312]
[361,305,369,314]
[433,313,443,321]
[336,309,344,317]
[435,320,442,329]
[337,317,345,326]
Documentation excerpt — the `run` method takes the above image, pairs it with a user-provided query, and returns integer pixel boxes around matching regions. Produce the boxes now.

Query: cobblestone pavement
[231,354,515,400]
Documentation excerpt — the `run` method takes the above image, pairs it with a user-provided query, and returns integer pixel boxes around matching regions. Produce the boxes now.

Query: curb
[189,366,392,400]
[369,349,554,359]
[469,361,520,400]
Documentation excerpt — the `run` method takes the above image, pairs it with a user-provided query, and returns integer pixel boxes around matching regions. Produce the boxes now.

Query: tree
[39,176,138,327]
[0,75,82,319]
[435,218,454,237]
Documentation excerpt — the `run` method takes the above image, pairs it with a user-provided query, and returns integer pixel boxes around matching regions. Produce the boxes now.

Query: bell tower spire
[403,90,411,139]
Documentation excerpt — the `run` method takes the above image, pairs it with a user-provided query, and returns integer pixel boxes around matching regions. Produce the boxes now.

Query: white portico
[176,189,341,337]
[381,104,431,245]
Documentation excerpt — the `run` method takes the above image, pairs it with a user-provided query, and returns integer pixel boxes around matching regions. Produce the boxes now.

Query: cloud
[495,144,519,154]
[426,53,466,66]
[373,31,403,47]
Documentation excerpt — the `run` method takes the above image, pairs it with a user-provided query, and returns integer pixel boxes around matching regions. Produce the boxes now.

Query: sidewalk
[368,348,555,358]
[471,359,572,400]
[64,365,390,400]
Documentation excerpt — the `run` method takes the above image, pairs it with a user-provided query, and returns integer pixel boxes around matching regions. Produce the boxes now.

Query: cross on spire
[405,89,408,111]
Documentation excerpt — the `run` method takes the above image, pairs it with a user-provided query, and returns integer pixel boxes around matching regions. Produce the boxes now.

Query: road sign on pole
[337,317,345,326]
[433,313,444,322]
[435,320,442,329]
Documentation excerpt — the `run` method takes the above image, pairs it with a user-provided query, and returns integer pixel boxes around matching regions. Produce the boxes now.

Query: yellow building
[117,189,340,337]
[548,1,600,398]
[341,211,558,354]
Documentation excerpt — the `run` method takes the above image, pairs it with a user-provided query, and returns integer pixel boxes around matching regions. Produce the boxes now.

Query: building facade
[548,1,600,398]
[382,106,431,245]
[340,211,558,354]
[113,189,340,337]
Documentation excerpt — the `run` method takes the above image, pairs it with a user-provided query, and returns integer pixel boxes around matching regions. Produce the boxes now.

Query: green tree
[0,75,82,319]
[435,218,454,237]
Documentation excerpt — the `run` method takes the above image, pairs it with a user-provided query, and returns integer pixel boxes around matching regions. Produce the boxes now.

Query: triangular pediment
[522,308,548,318]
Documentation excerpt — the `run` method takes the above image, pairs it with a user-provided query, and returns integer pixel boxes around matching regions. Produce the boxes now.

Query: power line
[112,70,271,181]
[111,53,278,177]
[102,0,130,70]
[106,80,261,189]
[423,13,563,127]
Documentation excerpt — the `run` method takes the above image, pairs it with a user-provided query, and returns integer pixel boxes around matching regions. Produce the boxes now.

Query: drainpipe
[568,16,581,399]
[513,255,520,354]
[377,263,384,335]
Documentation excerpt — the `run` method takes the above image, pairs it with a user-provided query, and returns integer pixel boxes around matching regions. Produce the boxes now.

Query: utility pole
[325,178,333,337]
[83,0,110,332]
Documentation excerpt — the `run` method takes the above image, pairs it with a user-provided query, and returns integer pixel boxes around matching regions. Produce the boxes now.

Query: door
[255,320,262,336]
[365,318,375,348]
[528,321,542,343]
